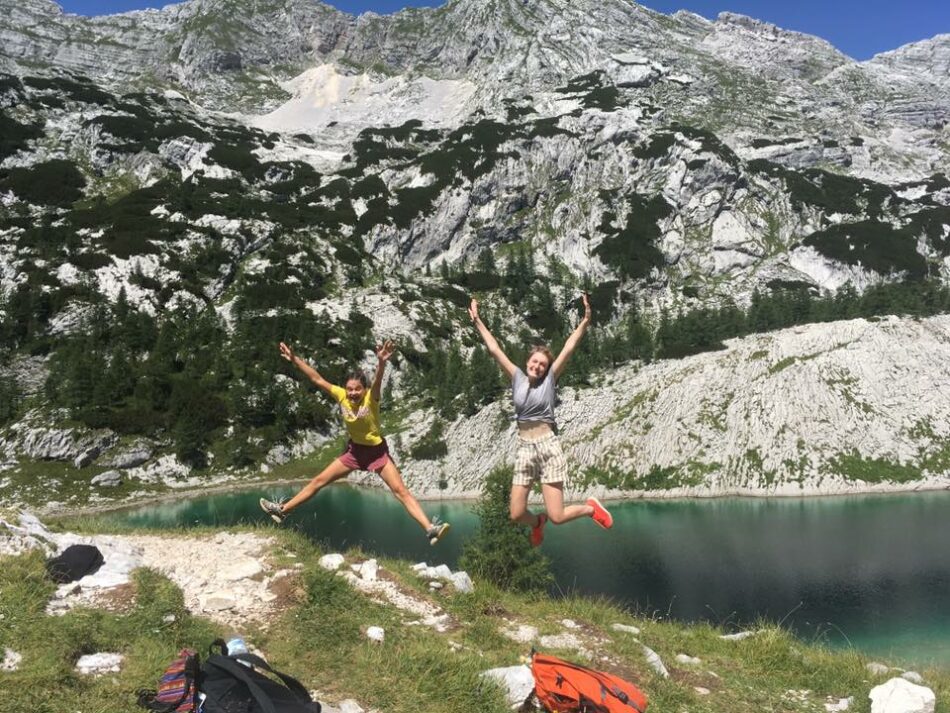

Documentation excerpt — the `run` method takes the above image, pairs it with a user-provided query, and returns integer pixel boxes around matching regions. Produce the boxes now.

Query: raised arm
[551,293,592,380]
[279,341,334,395]
[469,299,518,380]
[371,339,395,402]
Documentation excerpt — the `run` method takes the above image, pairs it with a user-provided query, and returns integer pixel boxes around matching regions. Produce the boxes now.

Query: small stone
[356,559,378,582]
[2,649,21,671]
[162,614,176,623]
[502,624,538,643]
[338,700,366,713]
[366,626,384,643]
[221,559,263,582]
[642,645,669,678]
[410,562,428,572]
[429,581,443,590]
[480,665,535,708]
[694,687,710,696]
[676,654,701,665]
[200,593,237,611]
[76,652,123,675]
[825,697,853,712]
[431,564,452,579]
[869,677,935,713]
[611,623,641,635]
[319,554,345,571]
[449,571,474,593]
[867,662,891,676]
[901,672,924,684]
[560,619,580,629]
[720,630,757,641]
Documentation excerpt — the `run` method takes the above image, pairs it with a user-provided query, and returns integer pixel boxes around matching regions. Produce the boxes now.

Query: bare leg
[377,460,432,531]
[541,482,593,525]
[281,458,352,513]
[509,483,541,527]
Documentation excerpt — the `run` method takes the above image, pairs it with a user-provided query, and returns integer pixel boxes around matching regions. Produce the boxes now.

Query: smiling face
[525,350,551,382]
[345,378,366,404]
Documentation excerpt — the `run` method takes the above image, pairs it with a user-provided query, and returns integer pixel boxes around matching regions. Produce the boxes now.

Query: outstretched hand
[279,341,295,363]
[468,298,480,323]
[376,339,396,362]
[581,292,592,323]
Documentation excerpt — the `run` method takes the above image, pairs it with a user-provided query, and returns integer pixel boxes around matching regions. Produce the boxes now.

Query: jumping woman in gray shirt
[469,293,613,547]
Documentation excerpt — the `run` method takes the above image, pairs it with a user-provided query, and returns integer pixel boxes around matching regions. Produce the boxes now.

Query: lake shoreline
[42,471,950,520]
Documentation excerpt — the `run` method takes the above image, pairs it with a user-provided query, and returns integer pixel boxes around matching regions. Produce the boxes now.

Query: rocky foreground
[0,512,944,713]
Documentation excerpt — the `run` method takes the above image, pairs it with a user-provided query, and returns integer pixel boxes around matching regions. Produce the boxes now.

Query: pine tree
[459,466,554,592]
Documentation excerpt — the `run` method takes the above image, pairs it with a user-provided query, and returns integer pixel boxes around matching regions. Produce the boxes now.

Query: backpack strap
[204,656,281,713]
[230,653,313,704]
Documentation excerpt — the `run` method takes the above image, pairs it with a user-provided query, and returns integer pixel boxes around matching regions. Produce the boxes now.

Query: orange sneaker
[530,513,547,547]
[587,497,613,529]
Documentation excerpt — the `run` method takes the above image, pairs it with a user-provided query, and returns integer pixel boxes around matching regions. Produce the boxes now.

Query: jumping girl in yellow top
[259,339,450,545]
[469,293,613,547]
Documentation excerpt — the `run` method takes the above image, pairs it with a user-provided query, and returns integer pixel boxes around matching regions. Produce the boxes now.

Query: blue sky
[59,0,950,60]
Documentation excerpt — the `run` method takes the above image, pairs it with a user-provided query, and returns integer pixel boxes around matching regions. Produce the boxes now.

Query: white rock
[676,653,701,665]
[91,469,123,487]
[352,559,378,582]
[337,701,366,713]
[869,678,935,713]
[429,581,444,590]
[199,593,237,611]
[868,662,892,675]
[162,614,176,623]
[502,624,539,643]
[431,564,453,580]
[449,571,474,593]
[319,554,345,571]
[560,619,580,629]
[695,686,711,695]
[826,697,854,712]
[365,626,385,643]
[480,665,535,708]
[720,631,757,641]
[410,562,428,572]
[901,672,924,684]
[642,645,669,678]
[221,559,263,582]
[2,649,21,671]
[75,652,123,675]
[611,623,641,635]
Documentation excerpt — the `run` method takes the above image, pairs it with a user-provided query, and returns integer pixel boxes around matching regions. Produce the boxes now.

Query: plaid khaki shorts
[513,434,568,486]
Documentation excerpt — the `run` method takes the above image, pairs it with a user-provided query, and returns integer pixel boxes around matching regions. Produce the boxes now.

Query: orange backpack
[531,652,649,713]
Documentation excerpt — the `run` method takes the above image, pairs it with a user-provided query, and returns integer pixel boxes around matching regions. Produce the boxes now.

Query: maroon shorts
[337,439,391,473]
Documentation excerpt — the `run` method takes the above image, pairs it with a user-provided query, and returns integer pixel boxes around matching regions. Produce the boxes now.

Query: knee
[391,484,410,501]
[547,511,567,525]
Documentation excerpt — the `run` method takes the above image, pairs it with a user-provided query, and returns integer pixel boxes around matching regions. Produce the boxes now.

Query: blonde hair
[528,345,554,372]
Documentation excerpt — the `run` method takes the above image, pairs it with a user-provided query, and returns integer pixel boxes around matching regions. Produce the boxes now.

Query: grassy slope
[1,522,948,713]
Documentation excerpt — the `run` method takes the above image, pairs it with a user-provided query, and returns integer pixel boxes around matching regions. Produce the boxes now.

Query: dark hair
[345,369,369,387]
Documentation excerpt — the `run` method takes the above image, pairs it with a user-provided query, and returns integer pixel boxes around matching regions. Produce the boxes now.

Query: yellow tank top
[329,385,383,446]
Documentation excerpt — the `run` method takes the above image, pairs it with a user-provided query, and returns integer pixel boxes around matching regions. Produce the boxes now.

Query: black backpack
[45,544,105,583]
[200,644,321,713]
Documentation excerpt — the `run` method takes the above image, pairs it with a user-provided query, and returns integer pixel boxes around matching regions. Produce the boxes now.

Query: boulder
[480,665,535,709]
[868,662,892,676]
[901,672,924,685]
[103,442,153,469]
[869,678,935,713]
[91,470,122,487]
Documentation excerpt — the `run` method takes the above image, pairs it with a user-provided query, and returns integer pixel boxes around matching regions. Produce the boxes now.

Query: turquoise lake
[105,485,950,669]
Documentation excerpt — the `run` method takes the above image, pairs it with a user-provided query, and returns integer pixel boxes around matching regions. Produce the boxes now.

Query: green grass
[2,523,949,712]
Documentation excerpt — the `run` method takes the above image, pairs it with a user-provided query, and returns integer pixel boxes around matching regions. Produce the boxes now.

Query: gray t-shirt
[512,368,557,427]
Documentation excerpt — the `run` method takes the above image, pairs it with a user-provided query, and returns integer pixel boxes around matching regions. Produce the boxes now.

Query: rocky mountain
[1,0,949,503]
